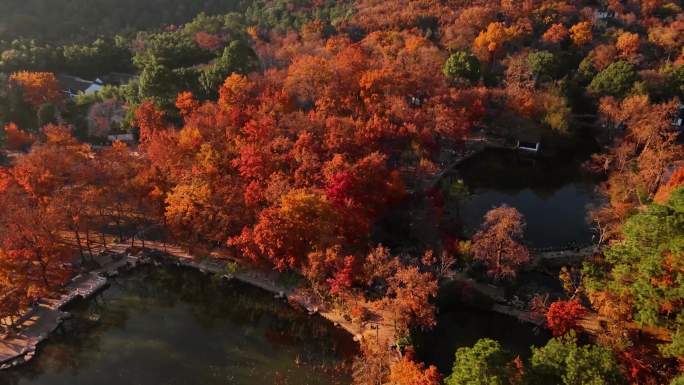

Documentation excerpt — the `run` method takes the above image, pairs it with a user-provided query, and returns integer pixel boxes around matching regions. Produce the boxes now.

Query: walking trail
[2,237,669,370]
[0,239,396,369]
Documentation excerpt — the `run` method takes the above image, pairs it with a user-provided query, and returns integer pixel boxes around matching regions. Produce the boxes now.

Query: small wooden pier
[0,272,108,368]
[0,254,140,369]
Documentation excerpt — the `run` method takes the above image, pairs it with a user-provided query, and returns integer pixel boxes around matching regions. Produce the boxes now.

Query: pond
[413,280,551,375]
[0,265,356,385]
[440,148,601,249]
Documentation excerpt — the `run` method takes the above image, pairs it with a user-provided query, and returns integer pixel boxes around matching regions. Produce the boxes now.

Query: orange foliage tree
[12,125,92,199]
[218,73,253,108]
[471,205,529,281]
[542,23,569,44]
[231,190,340,270]
[616,32,640,61]
[647,19,684,57]
[2,123,35,151]
[384,265,438,332]
[388,354,441,385]
[569,21,592,47]
[471,205,530,280]
[473,22,521,62]
[9,71,62,108]
[175,91,200,117]
[0,170,73,317]
[590,95,681,239]
[134,100,167,144]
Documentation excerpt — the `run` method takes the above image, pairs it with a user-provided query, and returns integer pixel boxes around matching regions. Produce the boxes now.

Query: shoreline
[0,242,392,370]
[0,254,135,369]
[0,238,618,372]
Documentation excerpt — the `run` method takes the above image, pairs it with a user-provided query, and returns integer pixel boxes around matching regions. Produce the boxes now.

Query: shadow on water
[413,307,551,375]
[1,265,356,385]
[413,282,551,376]
[374,141,603,253]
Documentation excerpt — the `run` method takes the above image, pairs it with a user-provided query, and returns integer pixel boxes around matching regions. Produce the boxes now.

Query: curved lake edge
[3,262,358,385]
[1,239,599,372]
[5,241,643,385]
[387,137,605,254]
[0,220,604,373]
[441,144,604,248]
[0,244,370,372]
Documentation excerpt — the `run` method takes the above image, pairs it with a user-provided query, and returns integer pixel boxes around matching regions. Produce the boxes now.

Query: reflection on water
[443,148,601,248]
[1,266,356,385]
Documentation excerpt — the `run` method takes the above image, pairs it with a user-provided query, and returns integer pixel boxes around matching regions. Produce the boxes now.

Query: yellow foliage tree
[473,22,521,62]
[616,32,640,60]
[569,21,593,47]
[9,71,62,108]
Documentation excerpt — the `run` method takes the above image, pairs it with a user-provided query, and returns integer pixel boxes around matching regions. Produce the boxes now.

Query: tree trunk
[114,214,123,242]
[39,260,50,289]
[85,228,94,259]
[73,229,85,264]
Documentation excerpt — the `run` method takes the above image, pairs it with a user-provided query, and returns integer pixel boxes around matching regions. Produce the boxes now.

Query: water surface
[413,306,550,375]
[442,148,600,248]
[1,265,356,385]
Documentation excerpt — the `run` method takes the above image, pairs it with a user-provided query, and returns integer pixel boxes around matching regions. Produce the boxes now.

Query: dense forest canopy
[1,0,684,384]
[0,0,249,42]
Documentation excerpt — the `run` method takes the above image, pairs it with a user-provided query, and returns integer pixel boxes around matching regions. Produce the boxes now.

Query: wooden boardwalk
[0,305,65,368]
[422,136,513,193]
[0,272,110,368]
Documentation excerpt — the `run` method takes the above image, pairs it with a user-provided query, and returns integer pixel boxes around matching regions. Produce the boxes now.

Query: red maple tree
[546,299,587,336]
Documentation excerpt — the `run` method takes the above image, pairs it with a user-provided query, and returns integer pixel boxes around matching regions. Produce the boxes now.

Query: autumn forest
[1,0,684,384]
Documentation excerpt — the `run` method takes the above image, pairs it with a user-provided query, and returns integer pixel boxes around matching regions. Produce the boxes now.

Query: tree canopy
[528,333,623,385]
[589,61,638,98]
[445,338,517,385]
[443,51,480,83]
